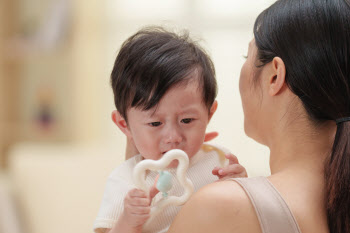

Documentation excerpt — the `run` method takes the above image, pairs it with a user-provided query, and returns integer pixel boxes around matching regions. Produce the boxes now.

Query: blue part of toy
[156,171,173,197]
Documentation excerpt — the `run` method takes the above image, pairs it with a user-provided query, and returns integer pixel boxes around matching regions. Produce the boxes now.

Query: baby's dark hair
[111,26,217,122]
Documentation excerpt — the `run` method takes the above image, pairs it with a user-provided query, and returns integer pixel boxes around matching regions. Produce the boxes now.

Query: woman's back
[233,177,302,233]
[268,172,329,233]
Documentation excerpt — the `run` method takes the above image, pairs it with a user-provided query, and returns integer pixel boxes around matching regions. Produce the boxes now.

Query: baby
[93,27,246,233]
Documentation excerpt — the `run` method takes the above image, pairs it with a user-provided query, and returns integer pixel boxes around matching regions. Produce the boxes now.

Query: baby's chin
[166,160,179,168]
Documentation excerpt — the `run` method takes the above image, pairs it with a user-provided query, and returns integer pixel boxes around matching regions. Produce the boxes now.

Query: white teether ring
[132,149,194,227]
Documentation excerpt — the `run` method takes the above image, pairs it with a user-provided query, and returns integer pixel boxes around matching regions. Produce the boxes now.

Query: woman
[168,0,350,232]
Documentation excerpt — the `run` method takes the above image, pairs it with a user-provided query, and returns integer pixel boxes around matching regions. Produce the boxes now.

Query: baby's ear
[208,100,218,122]
[111,110,132,137]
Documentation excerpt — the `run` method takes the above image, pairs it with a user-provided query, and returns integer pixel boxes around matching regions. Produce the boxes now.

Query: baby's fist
[122,189,152,227]
[212,153,248,180]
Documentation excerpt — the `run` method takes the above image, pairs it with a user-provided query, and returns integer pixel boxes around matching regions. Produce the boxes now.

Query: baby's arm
[212,153,248,180]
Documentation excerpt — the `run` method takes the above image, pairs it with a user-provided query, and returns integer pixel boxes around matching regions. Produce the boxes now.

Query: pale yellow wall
[70,0,105,142]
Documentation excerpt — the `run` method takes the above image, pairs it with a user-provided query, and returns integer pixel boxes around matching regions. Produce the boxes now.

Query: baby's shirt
[93,143,229,233]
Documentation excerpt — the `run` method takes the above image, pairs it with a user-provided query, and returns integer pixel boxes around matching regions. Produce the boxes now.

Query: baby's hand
[121,188,152,229]
[118,177,159,233]
[212,153,248,180]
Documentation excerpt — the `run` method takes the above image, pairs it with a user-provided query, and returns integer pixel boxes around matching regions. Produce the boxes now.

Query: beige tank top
[231,177,302,233]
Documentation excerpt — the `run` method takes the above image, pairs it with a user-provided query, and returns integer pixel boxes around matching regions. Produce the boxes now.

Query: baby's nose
[163,128,183,144]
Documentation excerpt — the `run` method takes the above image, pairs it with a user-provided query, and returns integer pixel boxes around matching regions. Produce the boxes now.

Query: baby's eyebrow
[144,105,159,118]
[145,109,200,118]
[179,108,200,115]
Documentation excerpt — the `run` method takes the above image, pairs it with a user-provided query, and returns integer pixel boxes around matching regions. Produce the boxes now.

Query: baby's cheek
[134,136,157,157]
[187,131,206,157]
[141,146,159,159]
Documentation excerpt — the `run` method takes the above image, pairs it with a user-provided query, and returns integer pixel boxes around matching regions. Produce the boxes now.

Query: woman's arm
[167,180,262,233]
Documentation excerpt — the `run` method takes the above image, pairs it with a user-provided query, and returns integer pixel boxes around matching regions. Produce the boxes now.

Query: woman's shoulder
[196,179,251,207]
[167,179,262,233]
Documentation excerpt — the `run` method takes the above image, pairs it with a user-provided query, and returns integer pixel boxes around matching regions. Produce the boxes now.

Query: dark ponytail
[253,0,350,232]
[325,122,350,232]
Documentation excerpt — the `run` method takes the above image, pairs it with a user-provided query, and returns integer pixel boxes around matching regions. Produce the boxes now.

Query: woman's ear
[208,100,218,122]
[268,57,286,96]
[111,110,132,137]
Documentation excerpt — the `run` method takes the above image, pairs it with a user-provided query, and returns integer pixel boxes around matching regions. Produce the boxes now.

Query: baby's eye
[149,122,162,127]
[181,118,194,124]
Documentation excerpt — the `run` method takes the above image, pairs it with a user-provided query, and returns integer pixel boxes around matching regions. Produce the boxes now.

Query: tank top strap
[231,177,301,233]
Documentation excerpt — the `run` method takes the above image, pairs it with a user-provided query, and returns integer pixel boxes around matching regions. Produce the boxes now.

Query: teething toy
[156,171,173,197]
[133,149,194,227]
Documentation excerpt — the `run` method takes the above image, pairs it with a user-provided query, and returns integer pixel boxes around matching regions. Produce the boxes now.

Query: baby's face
[126,79,215,167]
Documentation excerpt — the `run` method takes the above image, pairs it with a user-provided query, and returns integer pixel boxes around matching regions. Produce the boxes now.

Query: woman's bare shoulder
[167,180,262,233]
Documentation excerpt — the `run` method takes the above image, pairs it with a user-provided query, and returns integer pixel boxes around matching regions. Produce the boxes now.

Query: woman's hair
[111,26,217,122]
[253,0,350,232]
